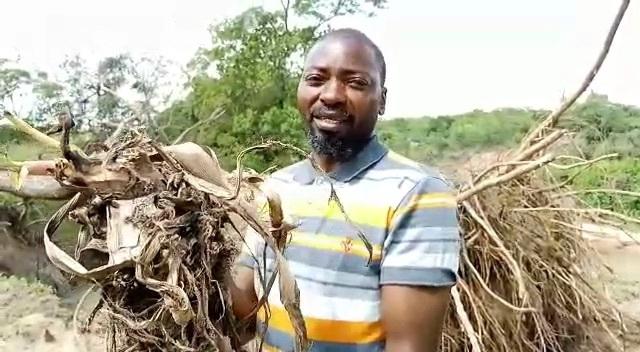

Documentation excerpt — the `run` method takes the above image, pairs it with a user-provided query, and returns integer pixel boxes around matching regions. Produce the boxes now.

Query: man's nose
[319,79,346,106]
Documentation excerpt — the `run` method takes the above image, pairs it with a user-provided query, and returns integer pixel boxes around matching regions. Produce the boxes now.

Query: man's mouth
[311,112,350,133]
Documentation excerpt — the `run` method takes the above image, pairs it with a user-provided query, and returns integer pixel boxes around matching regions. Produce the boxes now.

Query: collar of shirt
[292,135,388,185]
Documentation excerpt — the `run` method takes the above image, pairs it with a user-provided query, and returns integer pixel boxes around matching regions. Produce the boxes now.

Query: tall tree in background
[158,0,388,171]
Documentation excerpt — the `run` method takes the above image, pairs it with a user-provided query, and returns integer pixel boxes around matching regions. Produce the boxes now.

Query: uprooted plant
[21,111,309,351]
[0,0,637,351]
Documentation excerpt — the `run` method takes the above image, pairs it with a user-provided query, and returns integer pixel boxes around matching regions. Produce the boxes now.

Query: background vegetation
[1,0,639,227]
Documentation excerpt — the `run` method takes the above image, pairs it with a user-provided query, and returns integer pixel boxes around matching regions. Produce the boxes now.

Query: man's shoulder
[372,149,452,188]
[263,159,308,184]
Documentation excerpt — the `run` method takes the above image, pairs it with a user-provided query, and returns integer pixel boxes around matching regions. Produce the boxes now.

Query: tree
[159,0,389,171]
[0,58,33,114]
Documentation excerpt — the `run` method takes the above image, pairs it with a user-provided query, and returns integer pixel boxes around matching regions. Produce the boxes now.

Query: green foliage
[158,0,387,171]
[0,61,32,103]
[561,93,640,159]
[558,159,640,218]
[378,108,541,162]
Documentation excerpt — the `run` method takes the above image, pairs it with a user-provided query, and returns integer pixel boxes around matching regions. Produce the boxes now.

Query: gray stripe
[263,265,379,300]
[380,266,457,287]
[389,226,459,244]
[262,256,379,290]
[376,154,444,178]
[258,322,385,352]
[392,208,458,229]
[295,217,386,243]
[262,243,382,277]
[356,175,422,183]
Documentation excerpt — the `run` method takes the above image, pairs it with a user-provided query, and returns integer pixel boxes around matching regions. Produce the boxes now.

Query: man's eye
[305,75,324,84]
[349,79,368,89]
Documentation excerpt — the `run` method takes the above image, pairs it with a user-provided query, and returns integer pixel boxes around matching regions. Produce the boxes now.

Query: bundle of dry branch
[440,1,636,350]
[0,1,635,351]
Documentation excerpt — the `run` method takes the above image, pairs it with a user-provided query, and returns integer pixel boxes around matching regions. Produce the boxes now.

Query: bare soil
[0,232,638,351]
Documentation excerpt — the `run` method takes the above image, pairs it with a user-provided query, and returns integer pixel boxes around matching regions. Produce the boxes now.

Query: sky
[1,0,638,118]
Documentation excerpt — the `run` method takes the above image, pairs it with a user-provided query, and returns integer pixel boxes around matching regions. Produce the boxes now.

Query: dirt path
[0,276,103,352]
[590,236,640,351]
[0,236,638,351]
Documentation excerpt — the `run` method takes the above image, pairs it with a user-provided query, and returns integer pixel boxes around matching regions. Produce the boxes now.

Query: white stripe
[263,274,381,322]
[382,240,460,269]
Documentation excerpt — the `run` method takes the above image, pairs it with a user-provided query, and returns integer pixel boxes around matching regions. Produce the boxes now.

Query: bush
[562,159,640,218]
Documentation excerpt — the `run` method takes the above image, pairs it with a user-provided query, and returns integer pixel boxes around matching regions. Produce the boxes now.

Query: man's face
[297,36,386,161]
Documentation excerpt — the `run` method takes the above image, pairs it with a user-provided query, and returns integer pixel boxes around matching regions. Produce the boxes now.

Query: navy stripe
[264,267,380,298]
[263,244,381,277]
[262,258,379,290]
[392,208,458,229]
[294,217,386,243]
[380,266,457,287]
[258,322,385,352]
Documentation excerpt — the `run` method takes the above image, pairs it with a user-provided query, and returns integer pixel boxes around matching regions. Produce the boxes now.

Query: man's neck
[313,153,340,174]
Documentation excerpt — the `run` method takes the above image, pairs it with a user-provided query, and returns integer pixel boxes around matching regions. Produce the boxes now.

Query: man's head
[297,28,387,162]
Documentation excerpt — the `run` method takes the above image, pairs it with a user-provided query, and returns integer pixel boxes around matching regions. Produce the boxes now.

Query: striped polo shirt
[237,136,461,352]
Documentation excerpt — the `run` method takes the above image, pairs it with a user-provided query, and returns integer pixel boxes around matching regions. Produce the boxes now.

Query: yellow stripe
[288,198,391,228]
[288,193,455,230]
[405,192,457,210]
[289,231,382,261]
[391,192,457,222]
[258,306,384,344]
[262,343,281,352]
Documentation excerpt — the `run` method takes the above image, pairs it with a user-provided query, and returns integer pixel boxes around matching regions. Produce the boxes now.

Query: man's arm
[229,265,258,321]
[381,285,451,351]
[380,176,460,352]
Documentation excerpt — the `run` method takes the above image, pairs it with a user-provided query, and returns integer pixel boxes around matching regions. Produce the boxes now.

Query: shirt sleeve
[380,175,461,287]
[235,197,269,270]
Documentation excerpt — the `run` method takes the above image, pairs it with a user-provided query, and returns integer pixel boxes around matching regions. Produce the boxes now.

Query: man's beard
[307,127,369,163]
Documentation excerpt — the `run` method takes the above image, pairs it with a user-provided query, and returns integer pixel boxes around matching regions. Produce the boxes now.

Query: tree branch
[172,108,225,145]
[3,112,60,150]
[105,116,137,146]
[280,0,291,32]
[0,171,72,199]
[457,154,556,202]
[517,0,631,152]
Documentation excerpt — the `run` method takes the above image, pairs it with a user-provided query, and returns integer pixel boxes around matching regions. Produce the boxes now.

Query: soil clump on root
[41,127,304,352]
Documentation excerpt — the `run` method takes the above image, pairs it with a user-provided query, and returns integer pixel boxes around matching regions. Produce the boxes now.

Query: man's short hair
[316,28,387,86]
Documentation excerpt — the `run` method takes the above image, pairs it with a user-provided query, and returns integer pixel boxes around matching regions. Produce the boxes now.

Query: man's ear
[379,87,387,115]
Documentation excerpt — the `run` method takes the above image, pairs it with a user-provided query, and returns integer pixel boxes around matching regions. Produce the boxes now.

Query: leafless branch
[280,0,291,32]
[552,189,640,199]
[0,171,72,199]
[105,116,138,146]
[172,109,225,145]
[549,153,618,170]
[512,207,640,226]
[458,154,556,202]
[3,112,61,150]
[517,0,631,151]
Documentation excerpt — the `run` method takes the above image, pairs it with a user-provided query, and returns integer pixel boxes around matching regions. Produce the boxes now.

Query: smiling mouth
[313,116,350,133]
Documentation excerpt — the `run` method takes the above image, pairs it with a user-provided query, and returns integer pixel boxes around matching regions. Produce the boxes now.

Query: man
[231,28,461,352]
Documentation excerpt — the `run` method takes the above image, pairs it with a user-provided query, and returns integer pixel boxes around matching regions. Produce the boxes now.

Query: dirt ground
[0,276,103,352]
[0,231,638,352]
